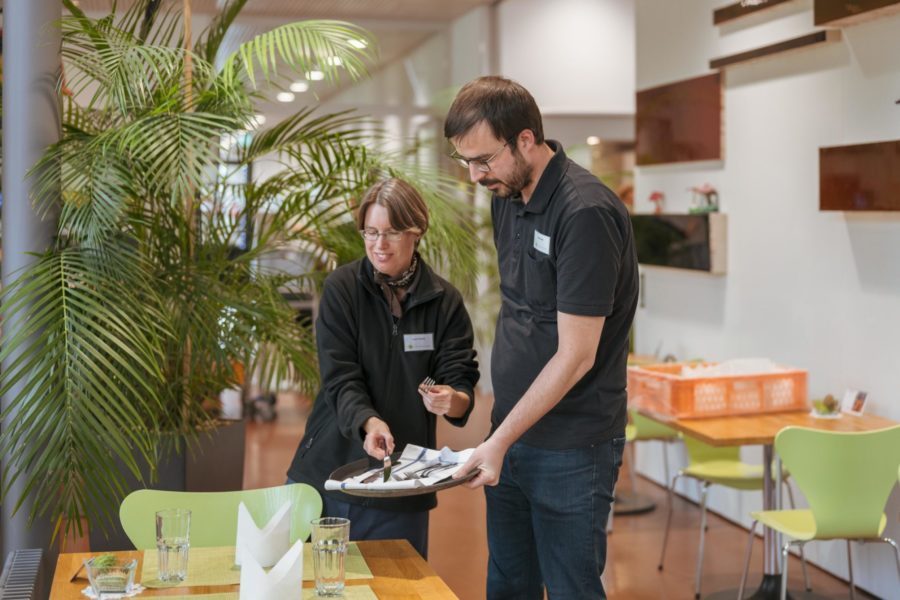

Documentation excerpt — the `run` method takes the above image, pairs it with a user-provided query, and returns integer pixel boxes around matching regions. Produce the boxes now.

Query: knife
[381,441,392,483]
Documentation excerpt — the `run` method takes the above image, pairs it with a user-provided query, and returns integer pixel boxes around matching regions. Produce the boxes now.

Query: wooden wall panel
[819,141,900,211]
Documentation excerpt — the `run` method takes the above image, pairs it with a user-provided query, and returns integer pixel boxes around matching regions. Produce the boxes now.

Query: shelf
[636,73,722,166]
[820,140,900,211]
[631,213,727,275]
[709,30,841,70]
[713,0,796,25]
[814,0,900,26]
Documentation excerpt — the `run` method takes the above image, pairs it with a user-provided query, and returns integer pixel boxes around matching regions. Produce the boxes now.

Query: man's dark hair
[444,76,544,145]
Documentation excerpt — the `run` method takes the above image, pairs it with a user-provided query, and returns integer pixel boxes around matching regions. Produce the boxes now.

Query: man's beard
[479,151,532,199]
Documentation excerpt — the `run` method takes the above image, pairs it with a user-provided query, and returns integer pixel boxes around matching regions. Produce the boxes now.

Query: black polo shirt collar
[523,140,568,214]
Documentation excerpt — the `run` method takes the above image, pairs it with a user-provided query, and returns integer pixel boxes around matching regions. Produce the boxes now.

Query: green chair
[659,435,806,599]
[737,425,900,600]
[608,410,681,533]
[120,484,322,549]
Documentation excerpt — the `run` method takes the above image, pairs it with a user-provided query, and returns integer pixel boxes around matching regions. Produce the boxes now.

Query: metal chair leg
[783,484,811,592]
[658,473,682,570]
[737,520,758,600]
[627,441,637,493]
[882,537,900,582]
[780,541,791,600]
[847,539,855,600]
[695,482,710,599]
[662,440,671,487]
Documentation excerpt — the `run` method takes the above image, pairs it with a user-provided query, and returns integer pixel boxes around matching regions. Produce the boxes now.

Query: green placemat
[142,543,372,588]
[163,584,377,599]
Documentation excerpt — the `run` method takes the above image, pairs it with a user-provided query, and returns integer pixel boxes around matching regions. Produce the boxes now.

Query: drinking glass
[310,517,350,597]
[155,508,191,582]
[83,556,137,598]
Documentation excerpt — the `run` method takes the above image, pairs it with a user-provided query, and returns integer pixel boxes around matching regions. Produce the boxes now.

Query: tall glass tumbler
[310,517,350,597]
[155,508,191,582]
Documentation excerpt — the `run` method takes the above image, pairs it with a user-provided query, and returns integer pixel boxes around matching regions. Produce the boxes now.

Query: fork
[419,376,436,396]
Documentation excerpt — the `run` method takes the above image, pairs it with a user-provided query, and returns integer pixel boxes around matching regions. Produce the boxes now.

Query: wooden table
[638,409,896,599]
[50,539,458,599]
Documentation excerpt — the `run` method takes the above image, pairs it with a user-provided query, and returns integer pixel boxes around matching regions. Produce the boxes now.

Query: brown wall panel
[820,141,900,211]
[636,73,722,166]
[814,0,900,26]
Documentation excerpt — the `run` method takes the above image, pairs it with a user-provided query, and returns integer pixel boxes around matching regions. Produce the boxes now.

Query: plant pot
[89,419,245,551]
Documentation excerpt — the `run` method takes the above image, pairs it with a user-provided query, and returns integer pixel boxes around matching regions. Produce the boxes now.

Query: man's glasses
[360,228,407,243]
[450,141,509,172]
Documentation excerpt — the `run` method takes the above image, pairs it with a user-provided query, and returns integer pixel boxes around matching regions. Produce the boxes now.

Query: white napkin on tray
[234,500,291,568]
[325,444,474,491]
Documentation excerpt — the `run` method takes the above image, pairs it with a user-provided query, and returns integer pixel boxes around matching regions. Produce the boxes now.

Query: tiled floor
[245,391,874,599]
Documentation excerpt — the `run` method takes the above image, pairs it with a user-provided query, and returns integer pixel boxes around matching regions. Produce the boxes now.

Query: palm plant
[0,0,478,541]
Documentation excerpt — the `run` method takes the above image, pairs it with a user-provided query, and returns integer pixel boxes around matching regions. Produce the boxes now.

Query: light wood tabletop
[638,409,897,446]
[50,539,458,599]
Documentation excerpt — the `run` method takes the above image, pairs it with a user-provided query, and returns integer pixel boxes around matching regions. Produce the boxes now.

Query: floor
[244,391,874,599]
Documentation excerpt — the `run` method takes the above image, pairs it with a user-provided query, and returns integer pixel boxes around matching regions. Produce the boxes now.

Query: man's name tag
[533,230,551,255]
[403,333,434,352]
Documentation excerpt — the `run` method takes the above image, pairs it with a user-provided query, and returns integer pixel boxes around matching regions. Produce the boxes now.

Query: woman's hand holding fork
[419,377,471,418]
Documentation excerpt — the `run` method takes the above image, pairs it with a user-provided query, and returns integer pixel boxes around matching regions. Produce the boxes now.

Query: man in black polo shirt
[445,76,638,599]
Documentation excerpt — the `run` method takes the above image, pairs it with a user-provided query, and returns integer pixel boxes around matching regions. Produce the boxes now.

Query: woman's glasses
[360,228,407,243]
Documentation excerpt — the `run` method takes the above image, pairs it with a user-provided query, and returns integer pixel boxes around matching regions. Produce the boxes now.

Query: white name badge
[403,333,435,352]
[533,230,551,255]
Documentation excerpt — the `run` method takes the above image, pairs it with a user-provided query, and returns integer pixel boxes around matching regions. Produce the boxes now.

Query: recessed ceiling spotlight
[306,70,325,81]
[348,38,368,50]
[290,81,310,93]
[276,92,295,103]
[325,56,343,67]
[586,136,601,146]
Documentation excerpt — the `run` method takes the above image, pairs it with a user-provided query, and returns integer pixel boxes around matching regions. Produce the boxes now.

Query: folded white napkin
[238,538,303,600]
[80,584,145,599]
[325,444,474,492]
[234,500,292,568]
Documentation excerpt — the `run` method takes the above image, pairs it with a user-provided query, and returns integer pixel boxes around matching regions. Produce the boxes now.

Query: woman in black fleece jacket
[287,178,479,557]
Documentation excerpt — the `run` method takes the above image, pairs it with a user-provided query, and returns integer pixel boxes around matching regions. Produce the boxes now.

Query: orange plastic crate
[627,362,808,418]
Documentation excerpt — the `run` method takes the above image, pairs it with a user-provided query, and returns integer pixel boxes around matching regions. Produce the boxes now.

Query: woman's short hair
[356,178,429,235]
[444,76,544,145]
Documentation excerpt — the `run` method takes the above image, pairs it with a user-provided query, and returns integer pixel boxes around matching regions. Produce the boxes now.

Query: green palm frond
[0,246,170,533]
[196,0,251,66]
[219,20,375,89]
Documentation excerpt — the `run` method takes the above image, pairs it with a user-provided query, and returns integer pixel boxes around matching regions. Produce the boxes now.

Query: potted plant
[0,0,478,544]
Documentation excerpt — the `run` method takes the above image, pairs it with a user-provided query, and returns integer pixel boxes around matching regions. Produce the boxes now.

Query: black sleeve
[556,202,623,317]
[430,289,480,428]
[315,276,380,441]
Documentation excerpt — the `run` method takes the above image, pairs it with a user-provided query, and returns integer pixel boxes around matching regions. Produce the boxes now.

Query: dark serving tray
[328,454,478,498]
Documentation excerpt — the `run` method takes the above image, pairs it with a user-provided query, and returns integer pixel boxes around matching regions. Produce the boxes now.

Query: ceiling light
[325,56,343,67]
[276,92,295,103]
[306,70,325,81]
[290,81,310,93]
[586,136,601,146]
[349,38,368,50]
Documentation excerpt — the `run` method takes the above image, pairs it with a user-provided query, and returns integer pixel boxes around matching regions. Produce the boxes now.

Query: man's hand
[419,384,454,416]
[453,437,508,488]
[362,417,393,459]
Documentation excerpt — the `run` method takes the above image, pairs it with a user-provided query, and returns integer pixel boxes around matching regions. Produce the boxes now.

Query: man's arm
[455,311,605,487]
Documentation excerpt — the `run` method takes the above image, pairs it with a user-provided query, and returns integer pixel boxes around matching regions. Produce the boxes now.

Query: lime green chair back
[120,484,322,549]
[684,435,741,465]
[628,409,680,441]
[775,425,900,540]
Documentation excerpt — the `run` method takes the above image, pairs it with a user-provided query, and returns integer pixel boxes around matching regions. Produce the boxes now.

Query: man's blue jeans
[485,437,625,599]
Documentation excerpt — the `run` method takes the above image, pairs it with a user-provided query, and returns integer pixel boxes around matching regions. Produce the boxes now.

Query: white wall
[634,1,900,596]
[497,0,635,115]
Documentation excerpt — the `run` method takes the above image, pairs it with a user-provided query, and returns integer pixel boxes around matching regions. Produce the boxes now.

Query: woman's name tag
[403,333,434,352]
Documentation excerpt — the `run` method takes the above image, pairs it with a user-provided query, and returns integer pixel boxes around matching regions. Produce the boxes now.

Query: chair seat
[684,460,791,491]
[750,509,887,542]
[684,460,765,490]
